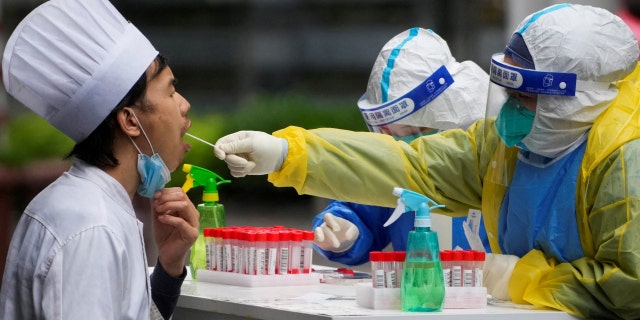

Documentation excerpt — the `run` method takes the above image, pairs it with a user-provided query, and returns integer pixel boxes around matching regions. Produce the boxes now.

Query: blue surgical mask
[495,96,535,147]
[130,111,171,198]
[136,153,171,198]
[394,130,439,144]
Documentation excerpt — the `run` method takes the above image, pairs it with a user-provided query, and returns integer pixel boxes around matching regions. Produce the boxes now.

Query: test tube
[222,228,233,272]
[266,230,279,275]
[474,251,485,287]
[395,251,406,287]
[383,252,397,288]
[301,231,314,274]
[370,251,385,288]
[210,228,218,271]
[462,250,475,287]
[231,229,241,273]
[255,231,267,275]
[440,250,453,287]
[277,230,290,274]
[204,228,213,270]
[451,250,463,287]
[245,231,257,275]
[214,228,223,272]
[289,231,303,274]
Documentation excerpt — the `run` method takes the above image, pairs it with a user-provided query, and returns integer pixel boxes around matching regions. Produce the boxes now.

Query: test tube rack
[355,283,487,310]
[357,249,487,310]
[198,225,320,287]
[197,269,322,287]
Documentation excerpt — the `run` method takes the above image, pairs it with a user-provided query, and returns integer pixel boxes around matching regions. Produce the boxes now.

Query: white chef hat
[2,0,159,142]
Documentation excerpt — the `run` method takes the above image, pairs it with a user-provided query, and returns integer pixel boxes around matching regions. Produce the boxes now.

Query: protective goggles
[489,53,609,96]
[358,65,454,126]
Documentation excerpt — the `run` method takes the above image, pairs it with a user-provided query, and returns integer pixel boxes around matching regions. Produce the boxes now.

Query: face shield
[486,52,583,144]
[359,65,454,142]
[485,53,609,185]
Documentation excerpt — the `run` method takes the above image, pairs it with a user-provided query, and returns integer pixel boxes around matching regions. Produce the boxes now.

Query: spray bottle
[182,163,231,279]
[383,187,445,312]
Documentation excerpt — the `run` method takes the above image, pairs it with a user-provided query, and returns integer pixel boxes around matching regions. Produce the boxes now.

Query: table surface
[174,269,579,320]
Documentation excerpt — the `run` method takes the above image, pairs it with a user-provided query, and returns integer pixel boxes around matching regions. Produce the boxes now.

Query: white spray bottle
[384,187,446,312]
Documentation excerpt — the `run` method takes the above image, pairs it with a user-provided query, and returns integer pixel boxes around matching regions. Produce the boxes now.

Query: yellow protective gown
[268,69,640,319]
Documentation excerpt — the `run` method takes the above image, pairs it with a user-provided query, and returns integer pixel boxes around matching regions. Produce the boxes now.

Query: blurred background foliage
[0,113,74,166]
[0,92,367,199]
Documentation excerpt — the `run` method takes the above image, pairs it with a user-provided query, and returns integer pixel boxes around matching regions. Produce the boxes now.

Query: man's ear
[117,107,141,137]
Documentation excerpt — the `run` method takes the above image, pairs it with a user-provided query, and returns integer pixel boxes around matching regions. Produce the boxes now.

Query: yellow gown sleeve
[267,124,489,216]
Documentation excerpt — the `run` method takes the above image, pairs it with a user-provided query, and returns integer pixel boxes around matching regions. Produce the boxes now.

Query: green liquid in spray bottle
[182,164,230,280]
[384,187,445,312]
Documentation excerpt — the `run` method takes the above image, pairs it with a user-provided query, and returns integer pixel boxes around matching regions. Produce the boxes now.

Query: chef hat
[2,0,159,142]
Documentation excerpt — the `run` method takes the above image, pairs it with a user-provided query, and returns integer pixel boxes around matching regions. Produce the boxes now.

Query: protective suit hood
[362,27,488,131]
[516,4,639,158]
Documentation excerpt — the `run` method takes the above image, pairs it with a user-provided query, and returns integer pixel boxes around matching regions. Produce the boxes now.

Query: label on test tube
[384,252,397,288]
[255,231,267,275]
[204,228,212,270]
[440,250,452,287]
[231,229,241,273]
[462,250,474,287]
[214,228,223,272]
[266,231,279,275]
[222,228,233,272]
[245,231,256,275]
[277,230,290,274]
[451,250,463,287]
[370,251,385,288]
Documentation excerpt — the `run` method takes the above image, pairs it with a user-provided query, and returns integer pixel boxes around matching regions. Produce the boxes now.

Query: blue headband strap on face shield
[358,65,454,126]
[490,54,610,96]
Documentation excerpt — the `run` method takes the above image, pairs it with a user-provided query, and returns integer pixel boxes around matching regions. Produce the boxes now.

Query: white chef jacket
[0,159,152,319]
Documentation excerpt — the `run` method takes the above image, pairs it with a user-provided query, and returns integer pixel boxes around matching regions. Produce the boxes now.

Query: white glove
[313,213,359,252]
[214,131,286,177]
[483,253,519,301]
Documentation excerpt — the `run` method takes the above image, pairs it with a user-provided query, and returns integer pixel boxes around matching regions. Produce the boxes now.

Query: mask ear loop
[129,110,156,155]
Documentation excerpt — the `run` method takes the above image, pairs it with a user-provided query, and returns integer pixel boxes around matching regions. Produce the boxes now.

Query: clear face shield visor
[484,53,582,185]
[358,65,454,143]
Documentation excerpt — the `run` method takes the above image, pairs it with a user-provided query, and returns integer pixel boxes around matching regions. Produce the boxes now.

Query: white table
[174,272,579,320]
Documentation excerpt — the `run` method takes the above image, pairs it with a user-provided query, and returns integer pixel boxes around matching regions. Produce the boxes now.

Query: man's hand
[152,187,199,277]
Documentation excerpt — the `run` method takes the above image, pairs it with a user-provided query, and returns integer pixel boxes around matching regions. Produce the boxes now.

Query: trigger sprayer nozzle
[383,188,444,228]
[182,164,230,203]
